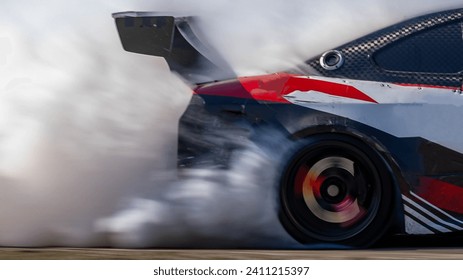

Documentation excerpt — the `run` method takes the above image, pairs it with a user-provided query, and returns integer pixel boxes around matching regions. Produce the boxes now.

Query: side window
[374,20,463,74]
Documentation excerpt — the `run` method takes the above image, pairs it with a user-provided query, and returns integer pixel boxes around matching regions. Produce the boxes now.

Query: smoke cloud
[0,0,461,247]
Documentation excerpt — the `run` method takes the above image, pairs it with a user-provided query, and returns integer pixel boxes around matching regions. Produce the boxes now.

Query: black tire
[279,134,394,247]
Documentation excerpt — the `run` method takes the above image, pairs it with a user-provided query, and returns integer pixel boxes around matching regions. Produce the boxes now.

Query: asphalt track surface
[2,248,463,260]
[1,235,463,259]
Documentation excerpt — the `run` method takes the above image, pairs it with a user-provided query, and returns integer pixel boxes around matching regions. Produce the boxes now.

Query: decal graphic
[284,77,463,154]
[403,193,463,234]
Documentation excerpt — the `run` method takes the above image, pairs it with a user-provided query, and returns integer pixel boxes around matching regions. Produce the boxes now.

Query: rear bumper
[177,94,254,168]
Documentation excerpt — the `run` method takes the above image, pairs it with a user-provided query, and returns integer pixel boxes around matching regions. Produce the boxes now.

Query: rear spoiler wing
[113,12,235,85]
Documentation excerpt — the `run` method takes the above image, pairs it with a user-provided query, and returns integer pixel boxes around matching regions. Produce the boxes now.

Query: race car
[113,8,463,247]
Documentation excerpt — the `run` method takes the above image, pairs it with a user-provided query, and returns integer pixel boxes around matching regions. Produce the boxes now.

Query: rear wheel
[280,134,393,247]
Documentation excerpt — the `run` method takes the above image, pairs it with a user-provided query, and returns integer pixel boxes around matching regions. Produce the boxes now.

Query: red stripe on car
[195,73,377,104]
[283,76,377,103]
[416,177,463,214]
